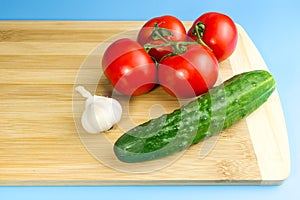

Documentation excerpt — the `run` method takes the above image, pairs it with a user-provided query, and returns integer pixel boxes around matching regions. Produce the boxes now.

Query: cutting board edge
[0,179,286,186]
[231,24,290,182]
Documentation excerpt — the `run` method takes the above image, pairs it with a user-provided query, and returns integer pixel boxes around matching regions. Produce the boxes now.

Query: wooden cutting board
[0,21,290,185]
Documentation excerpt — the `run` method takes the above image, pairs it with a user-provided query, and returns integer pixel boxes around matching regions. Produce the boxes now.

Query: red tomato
[187,12,238,62]
[102,38,157,96]
[158,44,219,98]
[137,15,186,62]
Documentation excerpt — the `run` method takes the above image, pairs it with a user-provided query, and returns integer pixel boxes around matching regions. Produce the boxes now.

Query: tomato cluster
[102,12,238,98]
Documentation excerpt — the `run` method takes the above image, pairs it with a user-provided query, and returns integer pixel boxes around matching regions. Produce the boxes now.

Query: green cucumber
[114,70,276,163]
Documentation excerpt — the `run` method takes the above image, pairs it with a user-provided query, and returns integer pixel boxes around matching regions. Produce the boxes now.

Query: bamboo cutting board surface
[0,21,290,185]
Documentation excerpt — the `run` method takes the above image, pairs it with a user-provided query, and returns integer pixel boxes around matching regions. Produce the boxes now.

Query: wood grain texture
[0,21,290,185]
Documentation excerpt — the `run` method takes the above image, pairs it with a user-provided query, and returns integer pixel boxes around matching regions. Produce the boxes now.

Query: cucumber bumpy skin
[114,70,276,163]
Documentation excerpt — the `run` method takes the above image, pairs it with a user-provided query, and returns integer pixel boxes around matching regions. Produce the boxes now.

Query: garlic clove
[76,86,122,134]
[103,97,122,124]
[82,102,112,133]
[81,106,100,134]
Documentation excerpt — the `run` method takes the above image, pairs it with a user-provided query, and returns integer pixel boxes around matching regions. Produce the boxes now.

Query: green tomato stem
[146,23,197,55]
[193,22,212,51]
[144,22,212,56]
[151,23,171,43]
[144,41,198,55]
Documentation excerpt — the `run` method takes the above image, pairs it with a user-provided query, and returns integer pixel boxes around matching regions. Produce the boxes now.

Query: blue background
[1,0,299,199]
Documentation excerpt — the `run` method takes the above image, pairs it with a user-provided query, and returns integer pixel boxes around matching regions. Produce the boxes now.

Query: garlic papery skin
[76,86,122,134]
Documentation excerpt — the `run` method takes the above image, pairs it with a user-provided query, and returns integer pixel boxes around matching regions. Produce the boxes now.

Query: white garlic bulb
[76,86,122,134]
